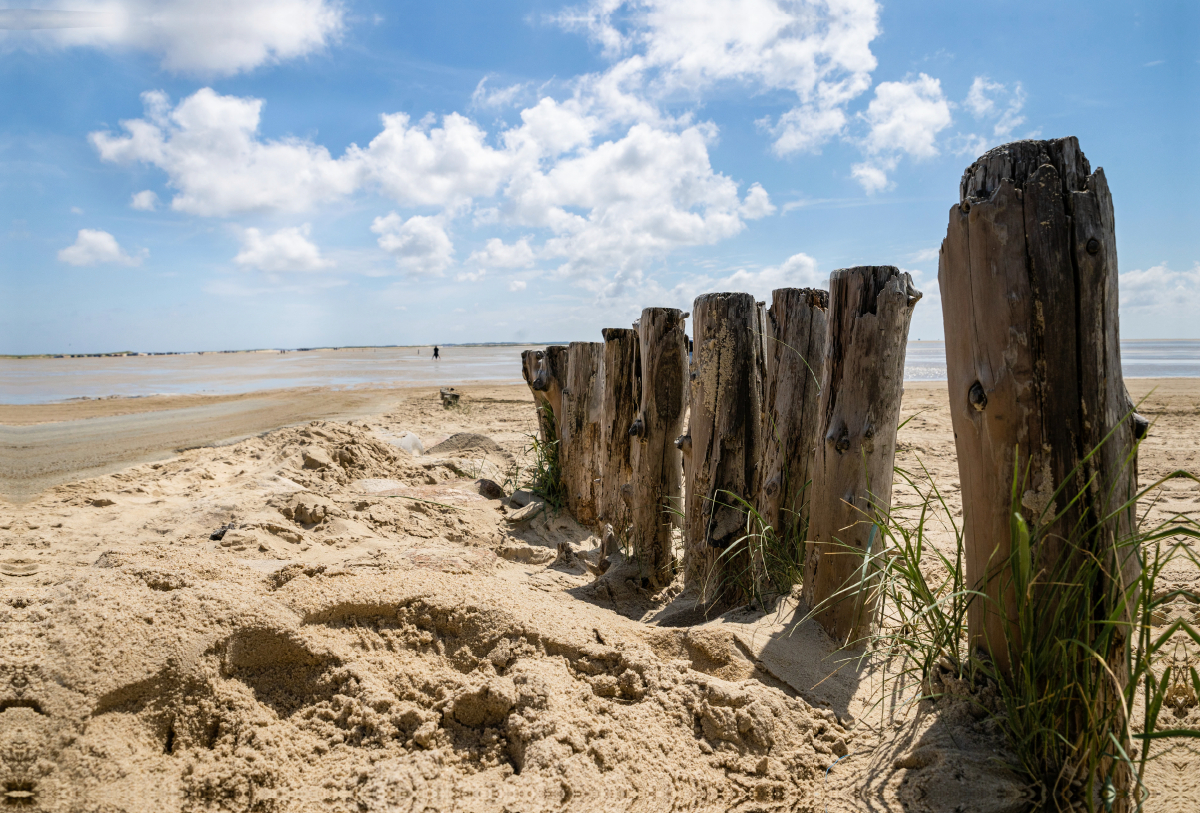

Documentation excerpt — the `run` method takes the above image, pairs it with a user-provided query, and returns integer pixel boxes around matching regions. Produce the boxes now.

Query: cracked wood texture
[802,267,920,644]
[941,140,1140,802]
[628,308,688,587]
[560,341,605,528]
[941,138,1140,669]
[756,288,829,566]
[521,346,569,444]
[599,328,641,542]
[683,292,765,604]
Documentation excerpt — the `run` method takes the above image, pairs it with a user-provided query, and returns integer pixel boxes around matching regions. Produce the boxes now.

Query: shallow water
[1,341,1196,405]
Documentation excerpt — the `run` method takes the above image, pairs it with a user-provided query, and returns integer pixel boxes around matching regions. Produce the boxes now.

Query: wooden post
[941,138,1141,667]
[756,288,829,575]
[682,292,765,605]
[628,308,688,587]
[940,140,1141,800]
[802,267,921,644]
[599,328,640,544]
[522,345,569,442]
[560,342,604,528]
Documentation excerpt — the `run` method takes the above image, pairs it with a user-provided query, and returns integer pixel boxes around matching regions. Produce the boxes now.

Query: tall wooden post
[802,267,921,644]
[756,288,829,567]
[628,308,688,587]
[940,139,1141,801]
[521,349,555,443]
[560,342,604,528]
[682,292,765,605]
[941,137,1141,666]
[599,328,640,543]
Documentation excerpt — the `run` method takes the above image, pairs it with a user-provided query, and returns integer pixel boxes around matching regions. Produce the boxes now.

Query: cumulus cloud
[14,0,344,76]
[234,224,332,273]
[558,0,880,155]
[91,89,359,216]
[467,237,537,268]
[130,189,159,210]
[372,213,455,275]
[955,76,1028,157]
[508,279,528,292]
[1120,262,1200,311]
[852,73,951,192]
[58,228,144,266]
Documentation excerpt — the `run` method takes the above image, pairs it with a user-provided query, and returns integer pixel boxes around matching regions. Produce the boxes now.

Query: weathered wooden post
[599,328,640,545]
[756,288,829,573]
[940,138,1141,800]
[628,308,688,586]
[521,345,569,442]
[682,292,766,605]
[560,341,604,527]
[802,267,921,644]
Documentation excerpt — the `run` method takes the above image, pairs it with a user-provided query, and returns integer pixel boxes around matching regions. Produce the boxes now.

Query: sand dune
[0,380,1195,811]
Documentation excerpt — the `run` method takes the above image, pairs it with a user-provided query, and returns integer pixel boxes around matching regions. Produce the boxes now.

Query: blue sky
[1,0,1196,354]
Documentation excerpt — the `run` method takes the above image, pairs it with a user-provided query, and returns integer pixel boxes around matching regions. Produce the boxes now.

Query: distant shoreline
[0,342,568,360]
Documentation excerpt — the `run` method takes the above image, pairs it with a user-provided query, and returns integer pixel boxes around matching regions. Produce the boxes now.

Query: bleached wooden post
[756,288,829,570]
[682,292,765,604]
[599,328,640,544]
[560,342,604,527]
[628,308,688,587]
[521,349,555,443]
[802,267,921,644]
[941,138,1142,671]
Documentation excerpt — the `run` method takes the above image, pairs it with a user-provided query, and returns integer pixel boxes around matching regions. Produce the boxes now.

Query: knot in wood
[1086,238,1101,255]
[628,417,645,440]
[674,434,692,455]
[968,381,987,412]
[834,432,850,454]
[960,201,971,214]
[1132,413,1150,440]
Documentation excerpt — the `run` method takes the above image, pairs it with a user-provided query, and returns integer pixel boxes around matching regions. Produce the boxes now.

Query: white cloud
[1120,262,1200,312]
[852,73,951,192]
[508,279,528,292]
[860,74,951,159]
[23,0,344,76]
[467,237,536,268]
[354,112,514,207]
[58,228,144,266]
[558,0,881,155]
[471,76,528,109]
[371,213,455,276]
[130,189,159,210]
[622,251,823,311]
[739,182,776,219]
[92,89,359,216]
[70,206,84,214]
[964,76,1025,137]
[234,224,332,273]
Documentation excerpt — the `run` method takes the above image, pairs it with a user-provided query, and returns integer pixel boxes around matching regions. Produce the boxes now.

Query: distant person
[432,345,440,360]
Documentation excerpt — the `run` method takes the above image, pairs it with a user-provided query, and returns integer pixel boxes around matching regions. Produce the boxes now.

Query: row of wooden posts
[520,137,1142,665]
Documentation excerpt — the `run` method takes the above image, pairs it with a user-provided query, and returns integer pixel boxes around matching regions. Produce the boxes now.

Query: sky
[1,0,1196,354]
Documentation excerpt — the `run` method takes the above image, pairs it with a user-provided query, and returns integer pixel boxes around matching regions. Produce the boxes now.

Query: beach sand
[0,379,1195,811]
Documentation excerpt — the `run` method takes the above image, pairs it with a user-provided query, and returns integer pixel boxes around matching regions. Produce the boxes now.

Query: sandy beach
[1,378,1196,811]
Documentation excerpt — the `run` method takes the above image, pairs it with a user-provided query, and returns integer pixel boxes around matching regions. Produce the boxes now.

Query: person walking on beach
[432,345,440,360]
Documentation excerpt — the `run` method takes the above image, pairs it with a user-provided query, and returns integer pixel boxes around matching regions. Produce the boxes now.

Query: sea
[1,341,1197,406]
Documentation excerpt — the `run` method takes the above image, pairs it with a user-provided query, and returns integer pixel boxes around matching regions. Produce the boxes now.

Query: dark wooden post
[628,308,688,587]
[802,267,921,644]
[682,292,765,605]
[560,341,604,527]
[599,328,640,545]
[756,288,829,574]
[940,138,1141,800]
[941,137,1141,665]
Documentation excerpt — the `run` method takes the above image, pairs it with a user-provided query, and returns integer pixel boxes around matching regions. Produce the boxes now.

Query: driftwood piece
[682,292,765,604]
[628,308,688,586]
[802,267,921,644]
[599,328,641,543]
[439,387,460,408]
[560,341,605,527]
[756,288,829,560]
